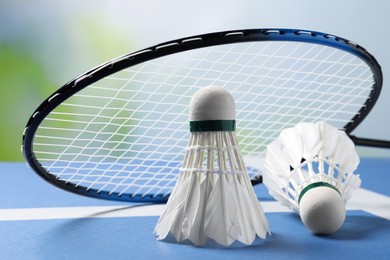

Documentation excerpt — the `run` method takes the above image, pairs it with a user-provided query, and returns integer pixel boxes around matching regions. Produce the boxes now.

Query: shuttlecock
[263,121,361,235]
[154,85,270,246]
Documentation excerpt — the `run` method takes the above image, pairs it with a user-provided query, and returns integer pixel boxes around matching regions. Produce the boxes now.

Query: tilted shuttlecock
[154,85,270,246]
[263,121,361,235]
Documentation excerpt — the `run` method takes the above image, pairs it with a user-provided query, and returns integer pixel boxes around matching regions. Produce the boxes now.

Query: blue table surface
[0,158,389,260]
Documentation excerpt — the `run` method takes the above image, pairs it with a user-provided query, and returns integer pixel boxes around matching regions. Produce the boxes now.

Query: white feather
[153,173,186,240]
[185,172,214,246]
[238,173,270,240]
[231,175,256,244]
[321,121,359,174]
[154,171,204,242]
[204,173,240,246]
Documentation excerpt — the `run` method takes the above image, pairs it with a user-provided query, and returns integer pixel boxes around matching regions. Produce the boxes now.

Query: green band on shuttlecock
[298,182,341,205]
[190,120,236,132]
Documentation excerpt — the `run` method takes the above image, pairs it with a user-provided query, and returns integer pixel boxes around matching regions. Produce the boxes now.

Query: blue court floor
[0,158,389,259]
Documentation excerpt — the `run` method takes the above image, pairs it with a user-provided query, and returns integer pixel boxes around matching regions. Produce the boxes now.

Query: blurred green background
[1,0,390,161]
[1,1,133,161]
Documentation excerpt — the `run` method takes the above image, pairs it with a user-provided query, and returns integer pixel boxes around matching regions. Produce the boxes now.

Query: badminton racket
[22,28,389,203]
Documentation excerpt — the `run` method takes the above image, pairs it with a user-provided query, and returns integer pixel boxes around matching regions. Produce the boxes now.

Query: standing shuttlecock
[263,121,361,235]
[154,85,270,246]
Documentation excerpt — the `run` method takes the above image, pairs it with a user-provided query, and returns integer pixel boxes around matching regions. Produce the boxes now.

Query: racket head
[22,28,383,202]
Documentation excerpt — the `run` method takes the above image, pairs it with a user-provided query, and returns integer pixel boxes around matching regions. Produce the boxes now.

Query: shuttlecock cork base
[154,85,270,246]
[299,185,346,235]
[263,121,361,235]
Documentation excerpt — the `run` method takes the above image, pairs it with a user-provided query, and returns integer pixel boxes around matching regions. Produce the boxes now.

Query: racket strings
[34,41,374,197]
